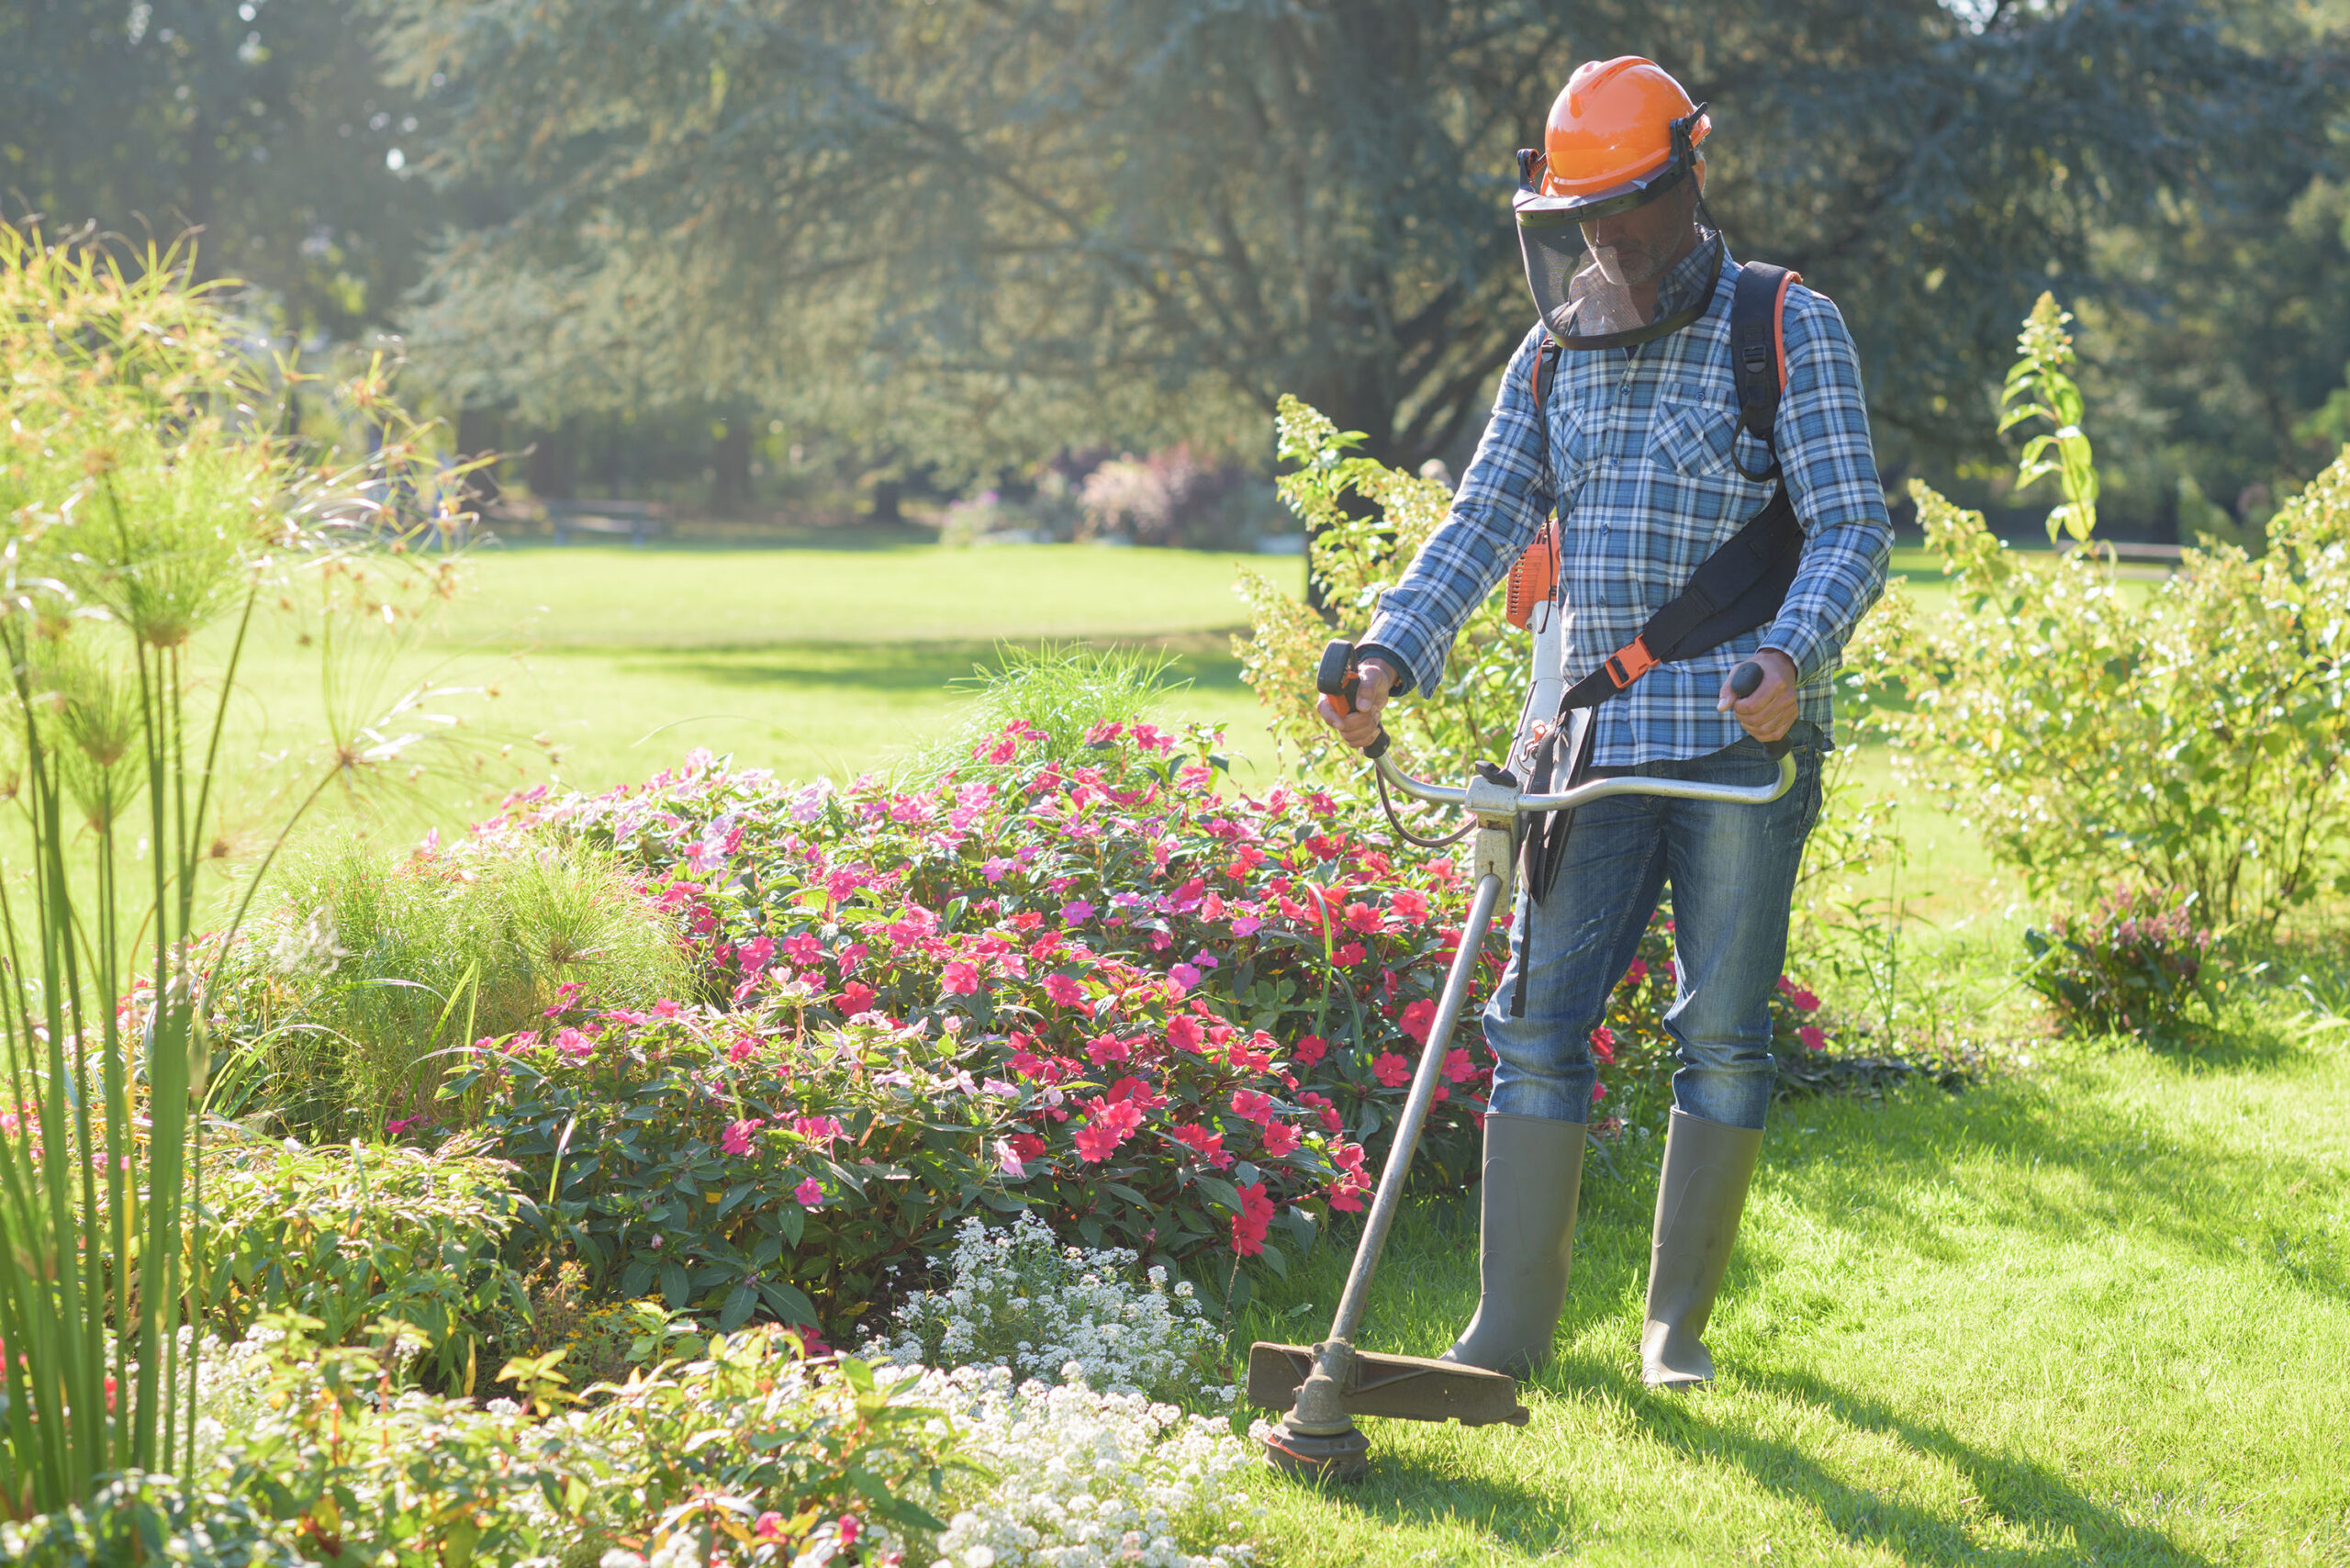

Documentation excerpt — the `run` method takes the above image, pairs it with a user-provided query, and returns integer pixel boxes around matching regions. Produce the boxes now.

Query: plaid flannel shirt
[1361,240,1892,767]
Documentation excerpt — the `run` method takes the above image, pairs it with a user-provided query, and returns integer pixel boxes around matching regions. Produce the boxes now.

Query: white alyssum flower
[862,1214,1223,1403]
[890,1364,1258,1568]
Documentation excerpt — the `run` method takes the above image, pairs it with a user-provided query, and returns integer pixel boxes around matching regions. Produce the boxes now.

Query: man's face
[1578,171,1702,288]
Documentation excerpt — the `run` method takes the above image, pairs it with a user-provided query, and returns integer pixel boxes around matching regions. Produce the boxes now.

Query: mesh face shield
[1514,106,1721,351]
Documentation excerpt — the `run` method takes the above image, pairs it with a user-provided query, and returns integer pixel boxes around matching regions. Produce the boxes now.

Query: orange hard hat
[1539,57,1710,200]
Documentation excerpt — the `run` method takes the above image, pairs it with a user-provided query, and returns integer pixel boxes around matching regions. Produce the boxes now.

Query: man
[1319,57,1889,1388]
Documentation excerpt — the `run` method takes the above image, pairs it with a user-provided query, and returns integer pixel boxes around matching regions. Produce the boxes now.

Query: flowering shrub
[441,1002,1017,1333]
[195,1136,533,1394]
[862,1213,1223,1403]
[921,1365,1259,1568]
[2024,885,2214,1037]
[487,730,1500,1289]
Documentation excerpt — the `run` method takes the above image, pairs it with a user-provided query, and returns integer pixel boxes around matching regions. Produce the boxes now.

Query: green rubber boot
[1640,1107,1764,1388]
[1441,1113,1586,1377]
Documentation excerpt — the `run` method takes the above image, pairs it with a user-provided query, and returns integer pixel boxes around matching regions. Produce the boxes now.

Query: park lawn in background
[1234,999,2349,1566]
[425,538,1282,790]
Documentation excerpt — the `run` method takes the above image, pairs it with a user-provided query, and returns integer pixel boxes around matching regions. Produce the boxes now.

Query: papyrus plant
[0,222,475,1517]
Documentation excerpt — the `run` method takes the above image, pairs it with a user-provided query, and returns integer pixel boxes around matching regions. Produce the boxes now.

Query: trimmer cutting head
[1249,1341,1528,1481]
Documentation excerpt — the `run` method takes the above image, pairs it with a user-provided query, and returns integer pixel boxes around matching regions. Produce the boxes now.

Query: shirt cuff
[1352,640,1420,700]
[1757,624,1826,687]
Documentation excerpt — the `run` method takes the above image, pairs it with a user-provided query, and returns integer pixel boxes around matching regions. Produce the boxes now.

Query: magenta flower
[943,960,980,996]
[1060,900,1096,924]
[1798,1025,1826,1051]
[1043,972,1087,1009]
[721,1117,765,1156]
[795,1177,825,1208]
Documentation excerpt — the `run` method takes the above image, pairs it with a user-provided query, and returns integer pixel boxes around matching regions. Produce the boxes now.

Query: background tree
[381,0,2341,496]
[1,0,443,341]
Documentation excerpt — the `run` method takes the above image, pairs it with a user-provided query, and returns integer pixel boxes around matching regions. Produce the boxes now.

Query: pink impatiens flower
[1389,888,1429,924]
[1292,1034,1327,1067]
[1060,900,1096,924]
[943,960,980,996]
[1398,998,1438,1045]
[1372,1052,1411,1088]
[1043,972,1088,1009]
[721,1118,764,1156]
[1229,1088,1274,1125]
[1259,1120,1302,1158]
[1229,1180,1274,1256]
[794,1177,825,1208]
[1798,1025,1827,1051]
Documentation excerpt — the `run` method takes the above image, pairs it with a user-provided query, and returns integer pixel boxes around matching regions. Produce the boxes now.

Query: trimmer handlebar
[1319,638,1796,813]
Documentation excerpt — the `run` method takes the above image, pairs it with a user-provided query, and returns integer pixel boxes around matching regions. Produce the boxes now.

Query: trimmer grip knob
[1316,638,1393,760]
[1729,659,1794,762]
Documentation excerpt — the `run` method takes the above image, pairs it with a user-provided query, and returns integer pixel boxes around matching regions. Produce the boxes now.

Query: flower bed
[439,722,1840,1321]
[480,725,1499,1292]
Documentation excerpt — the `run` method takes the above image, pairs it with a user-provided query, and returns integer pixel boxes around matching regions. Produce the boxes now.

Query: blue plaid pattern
[1360,241,1892,767]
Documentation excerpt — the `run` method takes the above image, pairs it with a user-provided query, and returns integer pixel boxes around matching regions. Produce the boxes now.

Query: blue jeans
[1483,724,1824,1132]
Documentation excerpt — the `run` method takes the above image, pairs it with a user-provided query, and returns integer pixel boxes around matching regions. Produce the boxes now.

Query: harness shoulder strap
[1528,334,1562,416]
[1729,261,1803,450]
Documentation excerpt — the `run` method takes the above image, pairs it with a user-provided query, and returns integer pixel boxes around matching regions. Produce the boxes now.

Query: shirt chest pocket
[1649,387,1752,478]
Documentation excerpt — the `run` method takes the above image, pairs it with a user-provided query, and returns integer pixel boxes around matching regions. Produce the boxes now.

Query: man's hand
[1718,647,1799,744]
[1316,656,1399,752]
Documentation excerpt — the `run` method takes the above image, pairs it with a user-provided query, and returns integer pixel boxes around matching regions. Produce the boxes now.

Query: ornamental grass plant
[213,826,690,1138]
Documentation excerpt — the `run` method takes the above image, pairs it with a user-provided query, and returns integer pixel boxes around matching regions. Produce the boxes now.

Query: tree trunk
[709,409,754,514]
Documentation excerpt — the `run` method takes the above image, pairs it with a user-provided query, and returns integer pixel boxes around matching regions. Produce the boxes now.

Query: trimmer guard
[1248,1341,1529,1428]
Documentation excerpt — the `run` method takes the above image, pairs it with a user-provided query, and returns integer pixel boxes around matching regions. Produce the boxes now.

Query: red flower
[1292,1034,1328,1067]
[1372,1052,1411,1088]
[1165,1015,1203,1053]
[1399,998,1438,1045]
[1230,1180,1275,1255]
[1343,902,1383,935]
[835,981,877,1014]
[1589,1026,1617,1065]
[1389,888,1429,924]
[1229,1088,1274,1125]
[1623,958,1649,987]
[1007,1133,1048,1163]
[1332,941,1367,968]
[943,960,980,996]
[1441,1047,1477,1083]
[1043,972,1088,1009]
[1260,1120,1302,1158]
[1169,1122,1230,1168]
[1328,1171,1371,1213]
[1085,1034,1131,1067]
[1074,1094,1145,1162]
[1798,1025,1826,1051]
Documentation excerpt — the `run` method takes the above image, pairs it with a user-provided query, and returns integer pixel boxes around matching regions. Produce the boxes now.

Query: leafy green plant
[1237,396,1527,776]
[2001,293,2100,544]
[1855,300,2350,935]
[444,1005,1018,1336]
[194,1137,532,1394]
[214,829,689,1138]
[0,221,476,1518]
[2024,885,2214,1038]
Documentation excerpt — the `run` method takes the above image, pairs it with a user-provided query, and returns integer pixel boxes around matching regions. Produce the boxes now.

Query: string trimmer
[1249,636,1794,1482]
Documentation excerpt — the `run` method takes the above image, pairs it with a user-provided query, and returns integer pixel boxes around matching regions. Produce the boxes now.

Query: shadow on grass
[602,637,1250,695]
[1533,1350,2220,1565]
[1748,1066,2347,1297]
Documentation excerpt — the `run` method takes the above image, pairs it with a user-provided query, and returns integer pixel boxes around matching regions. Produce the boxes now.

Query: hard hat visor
[1514,105,1718,351]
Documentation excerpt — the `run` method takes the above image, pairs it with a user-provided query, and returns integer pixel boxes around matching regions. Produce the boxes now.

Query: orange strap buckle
[1604,637,1659,689]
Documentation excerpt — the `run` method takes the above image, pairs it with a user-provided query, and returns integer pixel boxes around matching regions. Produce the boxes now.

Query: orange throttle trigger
[1316,639,1392,760]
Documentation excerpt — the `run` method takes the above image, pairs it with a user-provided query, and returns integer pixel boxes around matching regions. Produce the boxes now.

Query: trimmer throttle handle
[1316,639,1392,760]
[1729,660,1795,762]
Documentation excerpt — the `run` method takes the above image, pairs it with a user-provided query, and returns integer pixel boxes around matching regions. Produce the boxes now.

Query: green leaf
[718,1282,758,1331]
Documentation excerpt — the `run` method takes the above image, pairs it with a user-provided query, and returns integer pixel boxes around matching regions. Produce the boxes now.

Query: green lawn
[191,533,2344,1562]
[423,535,1284,792]
[1235,1002,2350,1565]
